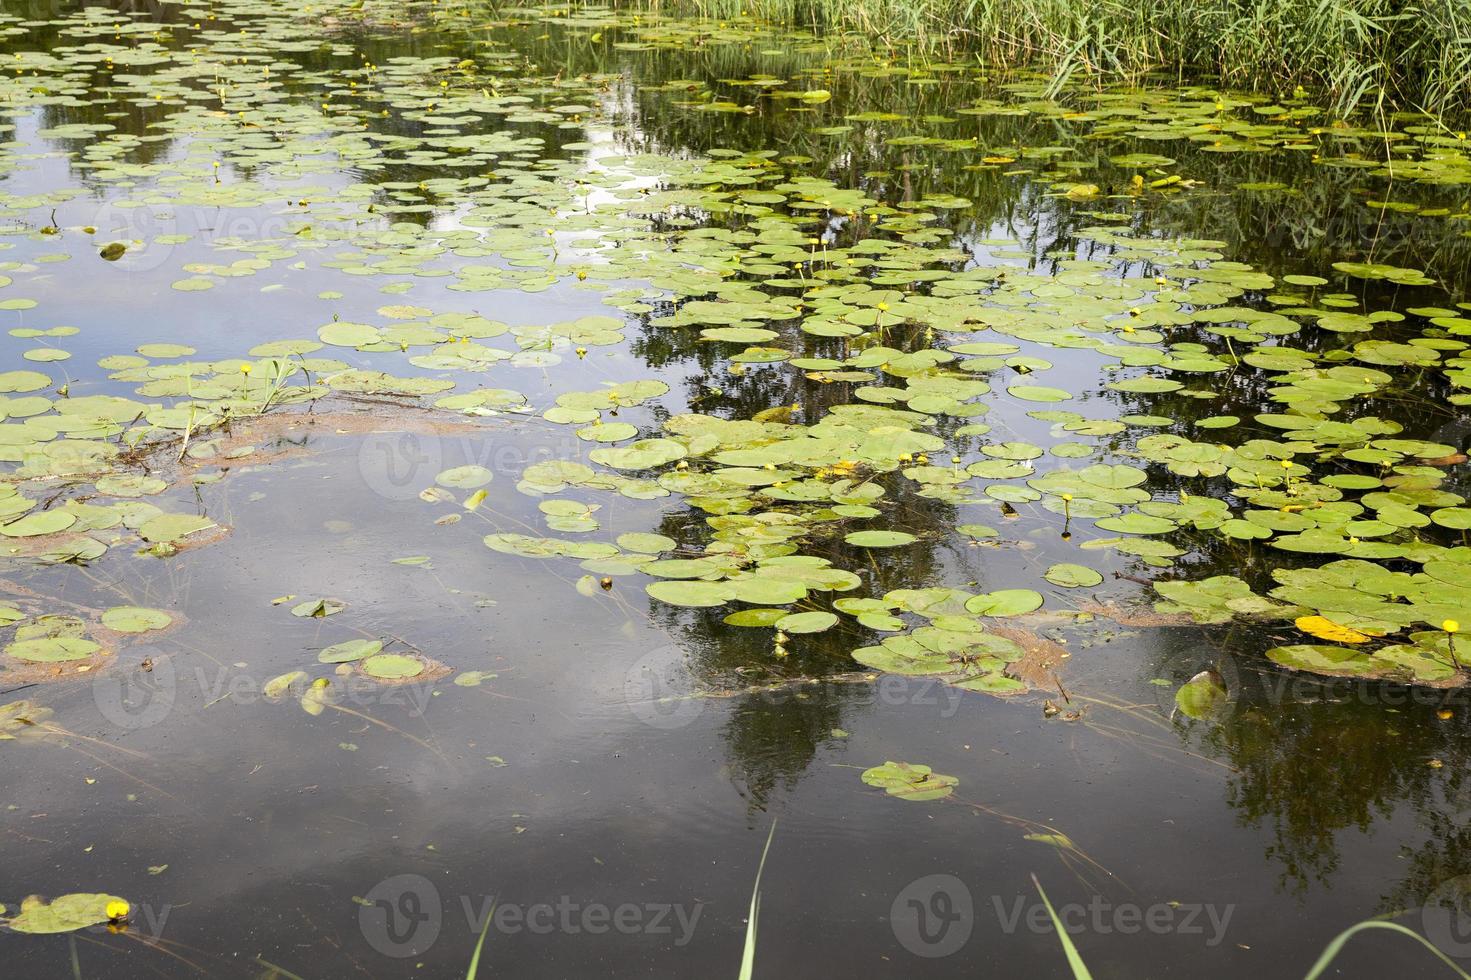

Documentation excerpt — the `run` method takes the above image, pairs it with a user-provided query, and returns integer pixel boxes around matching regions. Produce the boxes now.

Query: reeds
[611,0,1471,118]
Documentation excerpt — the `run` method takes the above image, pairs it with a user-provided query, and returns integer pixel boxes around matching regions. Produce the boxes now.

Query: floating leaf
[1175,670,1228,721]
[138,514,216,544]
[860,761,958,802]
[0,512,76,538]
[362,654,426,680]
[646,580,733,608]
[1043,564,1103,588]
[965,589,1044,617]
[617,532,676,553]
[844,530,917,548]
[6,637,99,662]
[263,671,309,699]
[290,598,345,618]
[1007,385,1071,402]
[725,609,789,627]
[1295,615,1373,644]
[775,611,838,634]
[7,894,130,934]
[100,607,172,633]
[318,639,383,663]
[435,465,494,489]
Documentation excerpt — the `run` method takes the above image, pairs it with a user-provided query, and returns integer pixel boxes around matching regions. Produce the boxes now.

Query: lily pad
[6,637,99,662]
[844,530,917,548]
[435,465,494,489]
[362,653,426,680]
[1043,563,1103,588]
[100,606,173,633]
[138,514,217,544]
[775,611,838,634]
[318,639,383,663]
[860,761,958,801]
[7,894,130,934]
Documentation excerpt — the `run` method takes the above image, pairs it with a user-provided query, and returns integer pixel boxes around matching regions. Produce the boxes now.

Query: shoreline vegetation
[613,0,1471,118]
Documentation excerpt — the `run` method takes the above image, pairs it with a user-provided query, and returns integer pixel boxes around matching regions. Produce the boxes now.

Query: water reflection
[2,3,1471,977]
[1112,624,1471,904]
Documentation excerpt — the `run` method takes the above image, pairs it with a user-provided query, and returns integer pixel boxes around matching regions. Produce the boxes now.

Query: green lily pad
[6,637,99,662]
[646,580,733,607]
[724,608,789,627]
[1043,563,1103,588]
[318,639,383,663]
[861,761,958,801]
[362,653,426,680]
[844,530,917,548]
[435,465,494,489]
[1175,670,1228,720]
[290,598,346,618]
[617,532,676,553]
[263,671,309,699]
[1007,385,1071,402]
[965,589,1044,616]
[0,512,76,538]
[7,893,130,934]
[138,514,217,544]
[775,611,838,634]
[100,606,172,633]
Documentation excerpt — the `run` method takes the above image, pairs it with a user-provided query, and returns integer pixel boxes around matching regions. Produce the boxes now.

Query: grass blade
[1031,874,1094,980]
[254,959,310,980]
[465,900,497,980]
[738,820,778,980]
[1302,920,1471,980]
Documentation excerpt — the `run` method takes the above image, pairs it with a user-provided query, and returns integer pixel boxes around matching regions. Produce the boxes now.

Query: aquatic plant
[1033,874,1471,980]
[620,0,1471,117]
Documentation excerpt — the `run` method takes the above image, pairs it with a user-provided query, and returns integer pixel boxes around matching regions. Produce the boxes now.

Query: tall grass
[614,0,1471,118]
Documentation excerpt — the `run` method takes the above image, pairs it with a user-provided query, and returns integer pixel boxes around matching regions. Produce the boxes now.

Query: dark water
[2,2,1471,977]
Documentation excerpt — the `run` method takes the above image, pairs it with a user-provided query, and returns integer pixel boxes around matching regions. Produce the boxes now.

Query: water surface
[2,2,1471,977]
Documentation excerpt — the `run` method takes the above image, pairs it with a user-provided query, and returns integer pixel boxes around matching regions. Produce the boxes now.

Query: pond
[3,1,1471,977]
